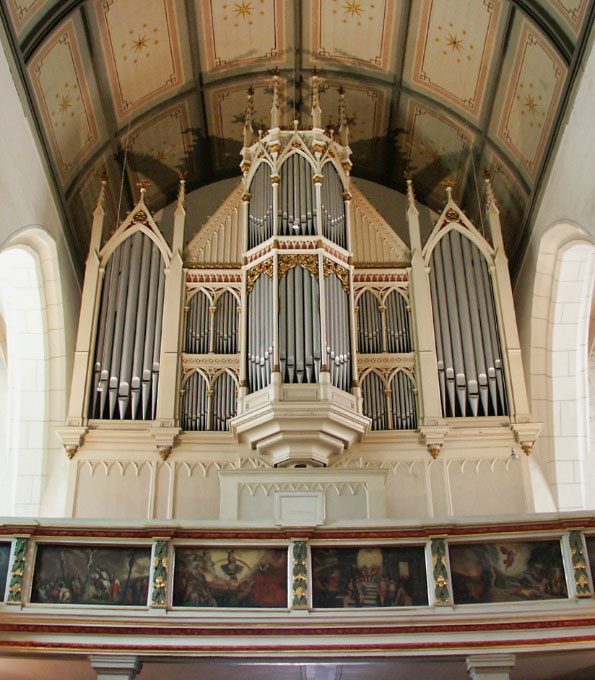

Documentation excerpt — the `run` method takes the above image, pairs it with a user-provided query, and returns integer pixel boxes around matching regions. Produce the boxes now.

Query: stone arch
[528,222,595,511]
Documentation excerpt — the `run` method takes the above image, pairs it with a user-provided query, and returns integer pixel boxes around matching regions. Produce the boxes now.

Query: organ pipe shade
[321,163,347,248]
[278,154,316,236]
[325,273,351,391]
[185,291,210,354]
[247,272,274,392]
[362,372,388,430]
[429,230,508,417]
[390,371,417,430]
[181,372,208,431]
[279,265,321,384]
[358,291,382,353]
[89,232,165,420]
[213,291,238,353]
[209,372,237,431]
[248,163,273,249]
[386,290,412,353]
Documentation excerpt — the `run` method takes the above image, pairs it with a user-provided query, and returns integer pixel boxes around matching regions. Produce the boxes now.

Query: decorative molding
[56,426,88,458]
[569,530,592,598]
[278,254,319,280]
[150,540,169,607]
[246,258,274,294]
[6,538,29,604]
[431,537,451,606]
[292,540,308,609]
[323,257,350,292]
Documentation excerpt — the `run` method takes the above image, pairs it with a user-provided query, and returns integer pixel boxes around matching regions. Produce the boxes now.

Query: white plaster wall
[0,39,81,516]
[515,35,595,511]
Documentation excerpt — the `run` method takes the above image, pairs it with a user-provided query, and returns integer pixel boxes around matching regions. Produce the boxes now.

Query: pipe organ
[59,76,540,472]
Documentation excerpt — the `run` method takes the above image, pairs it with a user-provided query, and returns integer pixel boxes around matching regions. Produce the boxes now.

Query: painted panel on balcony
[173,547,288,608]
[449,540,568,604]
[311,546,428,608]
[0,543,10,600]
[31,545,151,605]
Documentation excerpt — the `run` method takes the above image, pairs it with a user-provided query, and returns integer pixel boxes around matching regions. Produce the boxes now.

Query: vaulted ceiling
[1,0,594,266]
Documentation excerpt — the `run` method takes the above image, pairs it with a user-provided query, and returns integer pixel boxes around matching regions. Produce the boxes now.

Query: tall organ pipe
[279,266,321,384]
[214,291,238,353]
[429,230,508,417]
[279,155,315,236]
[247,273,273,392]
[89,233,165,420]
[248,163,273,249]
[325,273,351,391]
[209,372,237,431]
[185,291,210,353]
[390,371,417,430]
[321,163,347,248]
[362,372,388,430]
[357,291,382,353]
[181,372,208,431]
[385,290,412,353]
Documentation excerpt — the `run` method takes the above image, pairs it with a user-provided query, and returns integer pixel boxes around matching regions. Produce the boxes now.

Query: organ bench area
[57,82,541,521]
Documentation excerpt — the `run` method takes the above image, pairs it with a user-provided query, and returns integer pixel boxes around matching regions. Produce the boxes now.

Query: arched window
[0,229,66,516]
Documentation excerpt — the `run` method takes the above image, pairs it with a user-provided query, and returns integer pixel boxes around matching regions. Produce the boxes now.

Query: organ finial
[441,176,455,201]
[177,176,186,210]
[270,70,280,129]
[311,72,322,129]
[338,87,349,147]
[93,177,107,216]
[484,172,499,214]
[243,87,255,148]
[405,172,417,212]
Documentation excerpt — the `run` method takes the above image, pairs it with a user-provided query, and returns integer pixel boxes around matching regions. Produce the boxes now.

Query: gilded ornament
[323,258,350,293]
[342,192,352,201]
[445,209,459,222]
[313,143,325,155]
[242,192,251,202]
[241,163,251,173]
[269,143,281,154]
[431,538,451,605]
[569,530,592,597]
[7,537,29,604]
[278,254,319,280]
[246,258,274,294]
[292,140,302,149]
[133,210,148,224]
[150,540,169,607]
[292,541,308,609]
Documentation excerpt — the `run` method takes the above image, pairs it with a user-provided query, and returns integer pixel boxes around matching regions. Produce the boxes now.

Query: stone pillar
[90,655,141,680]
[466,654,515,680]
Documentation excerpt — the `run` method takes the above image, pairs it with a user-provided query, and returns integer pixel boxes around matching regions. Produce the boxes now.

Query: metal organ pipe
[214,291,238,354]
[248,163,273,249]
[185,291,210,354]
[357,291,382,353]
[390,371,417,430]
[385,290,412,353]
[89,233,165,420]
[210,372,237,431]
[321,163,347,248]
[181,372,208,431]
[429,230,508,417]
[325,273,351,391]
[362,372,387,430]
[247,273,273,392]
[279,155,315,235]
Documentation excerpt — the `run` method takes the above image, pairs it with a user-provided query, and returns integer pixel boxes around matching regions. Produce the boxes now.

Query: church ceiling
[1,0,594,264]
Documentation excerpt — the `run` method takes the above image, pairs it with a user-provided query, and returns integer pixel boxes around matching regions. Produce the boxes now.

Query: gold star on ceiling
[131,34,150,52]
[233,0,254,19]
[343,0,364,18]
[523,95,539,116]
[58,94,73,115]
[445,33,464,52]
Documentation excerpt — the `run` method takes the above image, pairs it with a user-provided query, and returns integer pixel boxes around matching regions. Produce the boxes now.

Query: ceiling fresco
[1,0,594,267]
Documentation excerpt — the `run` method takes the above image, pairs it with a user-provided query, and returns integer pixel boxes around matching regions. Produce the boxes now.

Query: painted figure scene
[449,540,568,604]
[31,545,151,606]
[173,547,288,608]
[0,543,10,599]
[311,546,428,608]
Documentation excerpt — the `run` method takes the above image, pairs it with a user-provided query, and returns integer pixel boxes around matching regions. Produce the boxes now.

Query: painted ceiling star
[445,33,464,52]
[523,95,539,116]
[58,94,73,115]
[131,34,150,52]
[233,0,254,19]
[343,0,365,17]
